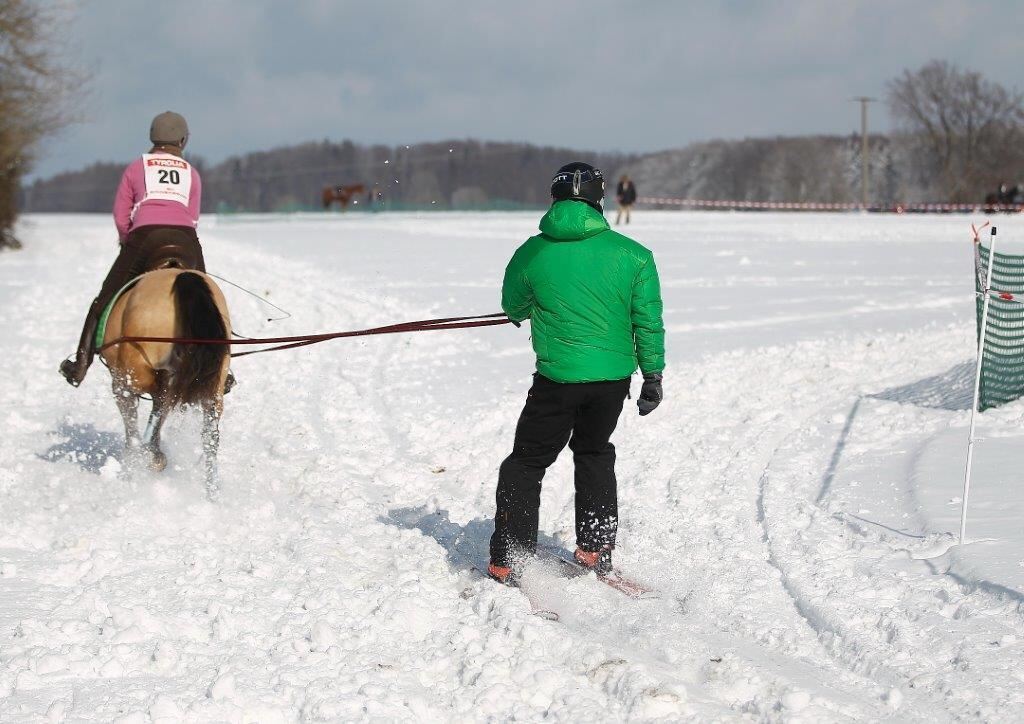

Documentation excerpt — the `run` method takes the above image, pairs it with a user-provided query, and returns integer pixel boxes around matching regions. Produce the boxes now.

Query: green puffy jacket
[502,200,665,383]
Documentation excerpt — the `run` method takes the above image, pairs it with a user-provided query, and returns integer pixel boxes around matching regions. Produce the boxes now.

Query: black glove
[637,373,663,416]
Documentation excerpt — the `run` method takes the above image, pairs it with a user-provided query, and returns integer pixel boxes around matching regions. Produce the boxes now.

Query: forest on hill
[21,140,637,213]
[22,128,1017,215]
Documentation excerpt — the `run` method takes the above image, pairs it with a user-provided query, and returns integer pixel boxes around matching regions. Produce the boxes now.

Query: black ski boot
[59,298,102,387]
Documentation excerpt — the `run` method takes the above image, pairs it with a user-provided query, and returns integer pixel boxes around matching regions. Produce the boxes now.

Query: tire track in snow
[604,333,1002,720]
[399,338,903,718]
[388,327,934,717]
[756,330,1024,720]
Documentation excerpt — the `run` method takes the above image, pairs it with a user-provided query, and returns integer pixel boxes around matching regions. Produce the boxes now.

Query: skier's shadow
[38,421,122,474]
[384,505,570,575]
[384,506,493,574]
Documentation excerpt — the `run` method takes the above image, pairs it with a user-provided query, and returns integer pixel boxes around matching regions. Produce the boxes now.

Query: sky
[32,0,1024,179]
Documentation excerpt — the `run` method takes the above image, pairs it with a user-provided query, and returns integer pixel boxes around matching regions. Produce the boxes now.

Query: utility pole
[852,97,876,210]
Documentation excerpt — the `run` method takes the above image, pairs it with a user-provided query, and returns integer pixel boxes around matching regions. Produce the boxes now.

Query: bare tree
[0,0,81,249]
[887,60,1024,202]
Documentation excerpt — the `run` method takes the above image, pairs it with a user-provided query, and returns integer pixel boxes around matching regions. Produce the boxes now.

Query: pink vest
[112,153,202,241]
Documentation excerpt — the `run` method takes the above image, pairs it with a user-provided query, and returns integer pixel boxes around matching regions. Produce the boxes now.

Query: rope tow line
[97,312,513,358]
[205,272,293,323]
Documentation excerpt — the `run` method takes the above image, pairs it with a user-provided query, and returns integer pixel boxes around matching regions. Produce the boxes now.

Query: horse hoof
[150,451,168,472]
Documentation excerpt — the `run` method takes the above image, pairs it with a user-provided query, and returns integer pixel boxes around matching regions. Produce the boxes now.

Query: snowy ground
[2,210,1024,722]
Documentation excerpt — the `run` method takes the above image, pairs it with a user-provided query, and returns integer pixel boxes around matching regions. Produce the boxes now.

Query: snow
[3,210,1024,721]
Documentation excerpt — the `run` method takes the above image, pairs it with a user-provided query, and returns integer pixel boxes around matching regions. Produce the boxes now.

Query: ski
[451,534,561,619]
[462,540,657,608]
[469,561,562,620]
[537,547,658,600]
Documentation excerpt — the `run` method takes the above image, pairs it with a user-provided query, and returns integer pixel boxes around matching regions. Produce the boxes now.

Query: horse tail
[168,271,228,407]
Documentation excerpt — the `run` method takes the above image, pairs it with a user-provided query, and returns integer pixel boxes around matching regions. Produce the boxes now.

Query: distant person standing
[487,162,665,585]
[616,174,637,225]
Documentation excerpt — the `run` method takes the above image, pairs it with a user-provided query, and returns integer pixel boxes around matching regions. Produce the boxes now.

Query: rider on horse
[60,111,213,387]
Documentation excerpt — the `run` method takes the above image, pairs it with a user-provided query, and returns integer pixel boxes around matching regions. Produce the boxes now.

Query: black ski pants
[489,373,631,566]
[66,226,205,373]
[96,226,205,308]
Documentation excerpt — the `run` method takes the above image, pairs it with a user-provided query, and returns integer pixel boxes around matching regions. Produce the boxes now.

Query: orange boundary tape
[638,197,1024,214]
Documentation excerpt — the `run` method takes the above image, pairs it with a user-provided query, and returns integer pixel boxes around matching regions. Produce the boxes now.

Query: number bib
[141,154,192,206]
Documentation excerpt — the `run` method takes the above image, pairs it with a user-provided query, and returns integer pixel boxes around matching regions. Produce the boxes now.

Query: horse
[99,268,231,499]
[321,183,366,210]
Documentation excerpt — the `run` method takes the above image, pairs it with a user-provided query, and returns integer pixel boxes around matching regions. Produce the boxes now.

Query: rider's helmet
[551,161,605,212]
[150,111,189,149]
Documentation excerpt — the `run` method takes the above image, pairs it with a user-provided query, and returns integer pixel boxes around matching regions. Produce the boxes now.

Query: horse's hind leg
[112,377,140,449]
[201,398,222,501]
[143,385,170,472]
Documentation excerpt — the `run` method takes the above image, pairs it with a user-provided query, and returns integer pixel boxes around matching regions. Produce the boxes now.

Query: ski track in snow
[1,212,1024,722]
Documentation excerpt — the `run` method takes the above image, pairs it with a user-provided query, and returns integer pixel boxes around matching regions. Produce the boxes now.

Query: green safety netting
[976,243,1024,411]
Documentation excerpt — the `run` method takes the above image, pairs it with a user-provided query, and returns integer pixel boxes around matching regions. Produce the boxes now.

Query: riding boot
[224,369,237,394]
[59,298,103,387]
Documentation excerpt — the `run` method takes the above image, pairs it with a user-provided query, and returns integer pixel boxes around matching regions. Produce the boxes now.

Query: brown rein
[97,313,513,358]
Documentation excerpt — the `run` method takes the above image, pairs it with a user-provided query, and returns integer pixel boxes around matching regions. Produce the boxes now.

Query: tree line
[1,0,79,248]
[21,140,637,214]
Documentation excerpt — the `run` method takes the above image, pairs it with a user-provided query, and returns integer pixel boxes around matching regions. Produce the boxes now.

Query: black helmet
[551,161,605,211]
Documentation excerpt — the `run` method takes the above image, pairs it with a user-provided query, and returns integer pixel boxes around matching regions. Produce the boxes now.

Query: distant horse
[100,268,231,498]
[322,183,366,210]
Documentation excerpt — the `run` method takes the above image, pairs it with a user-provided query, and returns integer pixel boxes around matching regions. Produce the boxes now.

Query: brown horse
[100,269,231,499]
[321,183,366,210]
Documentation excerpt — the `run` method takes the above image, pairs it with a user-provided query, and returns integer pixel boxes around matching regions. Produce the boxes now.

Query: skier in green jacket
[488,161,665,585]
